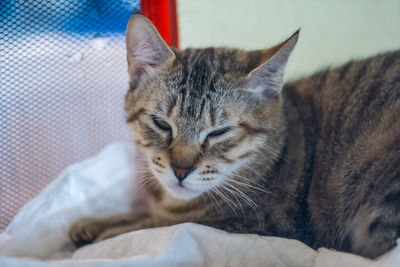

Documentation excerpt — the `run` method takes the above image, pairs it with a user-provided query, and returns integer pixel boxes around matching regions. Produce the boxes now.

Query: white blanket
[0,143,398,266]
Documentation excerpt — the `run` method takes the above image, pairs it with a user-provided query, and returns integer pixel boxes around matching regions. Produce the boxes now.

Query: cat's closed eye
[152,116,172,132]
[206,127,231,139]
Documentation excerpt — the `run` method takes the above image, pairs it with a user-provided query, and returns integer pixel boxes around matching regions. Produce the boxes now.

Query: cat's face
[125,15,298,200]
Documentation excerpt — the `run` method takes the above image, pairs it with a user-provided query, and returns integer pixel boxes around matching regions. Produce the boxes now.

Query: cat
[69,13,400,259]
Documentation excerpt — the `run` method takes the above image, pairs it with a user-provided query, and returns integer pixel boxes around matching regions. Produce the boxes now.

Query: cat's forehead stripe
[170,50,222,124]
[209,101,216,127]
[179,89,186,115]
[127,107,145,123]
[198,99,206,120]
[167,97,176,117]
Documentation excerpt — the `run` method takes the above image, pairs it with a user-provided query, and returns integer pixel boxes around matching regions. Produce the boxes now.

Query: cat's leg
[69,211,149,247]
[344,203,400,259]
[95,216,260,243]
[94,217,173,242]
[200,217,265,234]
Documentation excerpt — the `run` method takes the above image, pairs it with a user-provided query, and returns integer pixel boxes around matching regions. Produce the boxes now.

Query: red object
[141,0,179,48]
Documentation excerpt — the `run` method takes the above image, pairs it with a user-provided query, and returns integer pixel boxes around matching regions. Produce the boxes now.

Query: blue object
[0,0,140,39]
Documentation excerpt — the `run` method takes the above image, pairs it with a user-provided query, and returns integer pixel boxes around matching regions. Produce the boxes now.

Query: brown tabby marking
[167,97,176,117]
[291,52,400,258]
[69,14,400,259]
[126,108,145,123]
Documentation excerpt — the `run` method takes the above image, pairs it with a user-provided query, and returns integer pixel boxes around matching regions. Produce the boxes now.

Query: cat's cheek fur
[218,137,263,172]
[129,124,150,148]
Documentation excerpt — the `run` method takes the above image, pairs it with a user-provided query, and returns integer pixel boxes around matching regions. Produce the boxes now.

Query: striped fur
[69,14,400,259]
[288,51,400,258]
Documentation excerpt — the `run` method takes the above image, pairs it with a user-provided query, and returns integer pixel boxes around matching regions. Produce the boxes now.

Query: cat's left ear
[126,14,175,88]
[247,30,299,98]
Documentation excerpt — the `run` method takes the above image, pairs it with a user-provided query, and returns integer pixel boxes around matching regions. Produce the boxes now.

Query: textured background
[0,0,139,230]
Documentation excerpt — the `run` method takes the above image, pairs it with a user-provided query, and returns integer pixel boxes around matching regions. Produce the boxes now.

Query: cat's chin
[163,183,204,201]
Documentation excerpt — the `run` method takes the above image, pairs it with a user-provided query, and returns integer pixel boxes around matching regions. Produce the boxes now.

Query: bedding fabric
[0,143,398,267]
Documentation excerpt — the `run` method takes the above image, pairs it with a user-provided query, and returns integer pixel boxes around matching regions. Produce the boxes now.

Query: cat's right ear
[246,30,299,98]
[126,14,175,89]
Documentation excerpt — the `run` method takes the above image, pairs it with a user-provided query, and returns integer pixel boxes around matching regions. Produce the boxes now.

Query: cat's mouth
[151,170,212,200]
[162,180,204,200]
[148,160,221,200]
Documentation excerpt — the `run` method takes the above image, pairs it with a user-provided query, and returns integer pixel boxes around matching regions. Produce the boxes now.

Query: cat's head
[125,14,298,200]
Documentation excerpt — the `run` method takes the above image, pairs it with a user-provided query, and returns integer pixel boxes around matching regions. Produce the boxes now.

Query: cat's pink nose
[171,164,194,182]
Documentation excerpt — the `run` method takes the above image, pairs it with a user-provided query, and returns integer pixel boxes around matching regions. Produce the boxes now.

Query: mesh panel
[0,0,140,230]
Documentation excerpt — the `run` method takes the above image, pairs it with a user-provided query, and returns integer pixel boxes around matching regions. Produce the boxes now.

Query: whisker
[210,187,239,218]
[219,173,277,198]
[224,182,264,232]
[229,178,277,198]
[213,186,237,209]
[240,165,259,178]
[136,169,152,174]
[219,184,246,222]
[264,143,288,162]
[206,191,224,215]
[133,175,155,192]
[228,172,275,195]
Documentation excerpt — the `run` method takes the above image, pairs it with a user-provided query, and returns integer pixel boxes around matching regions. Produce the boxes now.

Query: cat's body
[69,14,400,259]
[292,51,400,257]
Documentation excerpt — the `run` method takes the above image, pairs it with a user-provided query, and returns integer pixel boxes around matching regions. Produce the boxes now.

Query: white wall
[178,0,400,80]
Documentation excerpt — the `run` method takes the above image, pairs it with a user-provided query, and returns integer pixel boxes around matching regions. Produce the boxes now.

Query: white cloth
[0,143,398,266]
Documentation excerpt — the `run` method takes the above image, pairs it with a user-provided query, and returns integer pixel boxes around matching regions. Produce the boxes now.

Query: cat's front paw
[69,217,105,247]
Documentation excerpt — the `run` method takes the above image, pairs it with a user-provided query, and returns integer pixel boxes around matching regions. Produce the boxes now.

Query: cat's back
[287,50,400,257]
[302,50,400,179]
[291,50,400,126]
[289,50,400,160]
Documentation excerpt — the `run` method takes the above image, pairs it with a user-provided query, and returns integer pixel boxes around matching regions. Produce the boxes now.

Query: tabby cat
[69,14,400,259]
